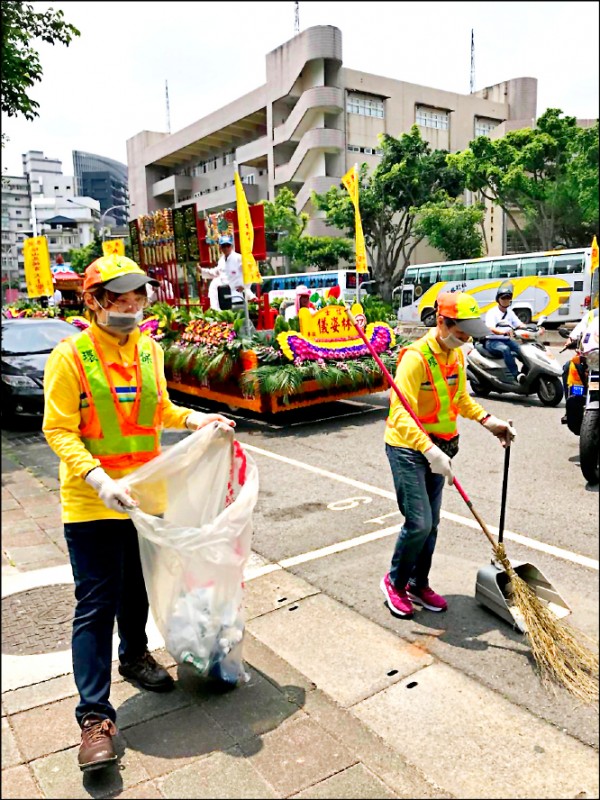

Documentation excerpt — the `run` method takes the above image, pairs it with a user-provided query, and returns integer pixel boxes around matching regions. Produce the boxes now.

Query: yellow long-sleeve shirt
[384,330,488,453]
[43,321,193,523]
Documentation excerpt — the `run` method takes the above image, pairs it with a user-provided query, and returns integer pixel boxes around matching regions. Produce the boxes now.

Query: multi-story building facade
[127,24,538,265]
[1,151,100,287]
[73,151,129,228]
[1,176,30,284]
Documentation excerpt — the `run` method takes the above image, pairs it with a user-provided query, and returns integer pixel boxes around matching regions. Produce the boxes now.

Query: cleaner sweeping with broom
[381,292,516,619]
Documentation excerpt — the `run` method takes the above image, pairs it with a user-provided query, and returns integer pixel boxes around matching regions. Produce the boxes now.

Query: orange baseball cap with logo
[83,255,158,293]
[436,292,490,338]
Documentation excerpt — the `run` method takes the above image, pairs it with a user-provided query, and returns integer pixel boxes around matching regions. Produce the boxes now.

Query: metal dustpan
[474,437,571,633]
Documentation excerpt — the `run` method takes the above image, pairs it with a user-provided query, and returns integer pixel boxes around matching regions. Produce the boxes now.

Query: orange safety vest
[390,338,466,440]
[68,330,163,470]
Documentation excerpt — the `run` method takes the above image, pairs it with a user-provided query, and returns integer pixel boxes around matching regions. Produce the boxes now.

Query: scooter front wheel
[469,376,492,397]
[536,376,563,406]
[579,409,599,485]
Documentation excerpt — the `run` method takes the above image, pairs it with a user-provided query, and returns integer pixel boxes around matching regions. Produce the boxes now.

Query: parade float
[124,181,400,414]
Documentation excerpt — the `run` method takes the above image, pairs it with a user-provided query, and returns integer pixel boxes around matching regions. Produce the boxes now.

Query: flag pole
[354,163,360,305]
[234,160,253,337]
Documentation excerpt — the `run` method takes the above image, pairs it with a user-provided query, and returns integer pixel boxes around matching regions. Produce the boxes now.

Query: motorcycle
[558,326,587,436]
[466,317,564,406]
[578,316,599,485]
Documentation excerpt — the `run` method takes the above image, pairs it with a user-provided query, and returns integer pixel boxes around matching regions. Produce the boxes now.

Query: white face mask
[440,332,466,350]
[98,305,143,333]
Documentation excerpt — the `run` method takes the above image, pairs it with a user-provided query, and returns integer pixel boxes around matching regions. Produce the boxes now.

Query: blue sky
[2,1,598,177]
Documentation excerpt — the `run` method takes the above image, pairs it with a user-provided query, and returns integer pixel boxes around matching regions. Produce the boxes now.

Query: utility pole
[165,79,171,134]
[294,1,299,34]
[470,29,475,94]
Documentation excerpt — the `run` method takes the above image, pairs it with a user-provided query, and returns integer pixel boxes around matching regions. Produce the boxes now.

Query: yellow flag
[341,166,368,273]
[24,236,53,298]
[591,235,599,274]
[102,239,125,257]
[234,171,262,285]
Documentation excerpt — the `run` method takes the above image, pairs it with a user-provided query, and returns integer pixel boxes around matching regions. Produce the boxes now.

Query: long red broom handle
[346,307,499,550]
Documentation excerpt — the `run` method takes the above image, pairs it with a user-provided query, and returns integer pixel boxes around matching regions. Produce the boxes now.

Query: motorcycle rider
[483,282,527,384]
[561,307,599,423]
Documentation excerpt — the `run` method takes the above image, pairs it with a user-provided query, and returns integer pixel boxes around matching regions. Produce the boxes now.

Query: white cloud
[2,1,598,177]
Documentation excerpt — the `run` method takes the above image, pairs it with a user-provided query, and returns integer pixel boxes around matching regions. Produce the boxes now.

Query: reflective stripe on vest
[69,331,162,470]
[391,338,465,439]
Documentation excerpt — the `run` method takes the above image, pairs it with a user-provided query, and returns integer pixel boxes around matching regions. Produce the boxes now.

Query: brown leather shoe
[118,651,174,692]
[78,716,118,771]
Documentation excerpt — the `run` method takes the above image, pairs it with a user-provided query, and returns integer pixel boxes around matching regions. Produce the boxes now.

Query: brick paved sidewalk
[1,438,440,799]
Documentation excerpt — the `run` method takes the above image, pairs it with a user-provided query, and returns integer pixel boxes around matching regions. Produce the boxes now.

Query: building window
[347,92,384,119]
[15,210,22,215]
[415,106,449,130]
[347,145,383,156]
[243,174,255,185]
[49,237,57,244]
[16,223,23,228]
[474,117,501,137]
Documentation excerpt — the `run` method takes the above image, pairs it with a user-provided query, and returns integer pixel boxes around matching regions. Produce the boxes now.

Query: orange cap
[83,255,157,293]
[436,292,489,338]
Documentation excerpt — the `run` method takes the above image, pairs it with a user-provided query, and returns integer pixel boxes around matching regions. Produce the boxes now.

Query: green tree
[278,235,354,271]
[413,195,485,261]
[66,233,103,274]
[448,109,599,251]
[1,1,80,127]
[261,187,308,251]
[313,127,465,300]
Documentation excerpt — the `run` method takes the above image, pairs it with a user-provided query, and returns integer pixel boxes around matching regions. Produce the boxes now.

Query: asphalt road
[3,344,598,749]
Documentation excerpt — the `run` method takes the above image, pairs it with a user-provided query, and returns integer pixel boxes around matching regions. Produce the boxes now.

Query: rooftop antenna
[294,1,299,34]
[470,29,475,94]
[165,79,171,134]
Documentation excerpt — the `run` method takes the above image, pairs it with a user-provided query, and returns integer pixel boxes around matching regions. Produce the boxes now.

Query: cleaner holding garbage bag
[42,254,235,772]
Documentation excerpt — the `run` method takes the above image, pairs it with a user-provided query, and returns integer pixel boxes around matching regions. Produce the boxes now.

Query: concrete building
[1,151,100,287]
[73,151,129,228]
[1,176,30,286]
[127,25,538,265]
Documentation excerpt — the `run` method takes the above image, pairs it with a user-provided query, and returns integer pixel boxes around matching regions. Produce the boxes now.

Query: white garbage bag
[119,423,259,685]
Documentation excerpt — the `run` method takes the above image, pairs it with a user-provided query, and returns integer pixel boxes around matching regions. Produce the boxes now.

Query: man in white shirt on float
[483,281,527,383]
[201,235,256,310]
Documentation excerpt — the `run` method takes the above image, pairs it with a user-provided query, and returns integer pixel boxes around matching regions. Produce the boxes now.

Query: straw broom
[346,307,599,704]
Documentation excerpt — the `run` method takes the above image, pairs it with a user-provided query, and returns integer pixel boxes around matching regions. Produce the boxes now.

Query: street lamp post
[99,204,130,241]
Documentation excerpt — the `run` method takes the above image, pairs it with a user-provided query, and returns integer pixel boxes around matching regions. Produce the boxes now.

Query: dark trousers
[385,444,445,590]
[64,519,149,726]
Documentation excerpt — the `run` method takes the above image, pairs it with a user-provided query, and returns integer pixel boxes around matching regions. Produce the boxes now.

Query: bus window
[551,254,585,274]
[519,257,549,277]
[442,264,465,283]
[464,262,492,280]
[402,268,418,286]
[491,259,519,279]
[417,267,441,290]
[326,276,336,287]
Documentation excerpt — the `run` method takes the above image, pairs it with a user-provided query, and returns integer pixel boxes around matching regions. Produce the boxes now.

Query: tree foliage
[277,234,354,271]
[447,109,599,250]
[1,1,80,123]
[66,233,103,274]
[413,196,485,261]
[312,127,466,300]
[261,187,307,250]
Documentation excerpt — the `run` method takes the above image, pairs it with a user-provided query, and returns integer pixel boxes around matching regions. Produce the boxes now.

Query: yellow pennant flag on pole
[591,235,599,274]
[23,236,54,298]
[234,170,262,285]
[341,164,368,274]
[102,239,125,257]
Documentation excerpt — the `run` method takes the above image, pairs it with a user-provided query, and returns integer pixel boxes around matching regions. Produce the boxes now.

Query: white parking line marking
[243,443,599,571]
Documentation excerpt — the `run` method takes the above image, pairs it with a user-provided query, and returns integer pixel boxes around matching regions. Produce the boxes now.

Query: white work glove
[85,467,137,513]
[481,415,517,448]
[185,411,236,432]
[424,445,454,486]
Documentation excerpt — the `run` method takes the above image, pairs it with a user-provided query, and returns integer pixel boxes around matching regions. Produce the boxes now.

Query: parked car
[1,318,75,419]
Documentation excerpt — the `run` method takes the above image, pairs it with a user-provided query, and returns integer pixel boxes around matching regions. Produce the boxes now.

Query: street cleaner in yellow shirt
[381,292,516,619]
[43,255,234,772]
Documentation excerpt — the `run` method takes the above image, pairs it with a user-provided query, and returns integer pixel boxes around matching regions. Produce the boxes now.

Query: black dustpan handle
[497,420,513,545]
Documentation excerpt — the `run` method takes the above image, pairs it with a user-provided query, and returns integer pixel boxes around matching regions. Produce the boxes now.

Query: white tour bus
[396,247,594,326]
[259,269,371,304]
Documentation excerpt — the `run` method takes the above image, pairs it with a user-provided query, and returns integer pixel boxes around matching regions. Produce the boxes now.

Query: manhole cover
[2,584,75,655]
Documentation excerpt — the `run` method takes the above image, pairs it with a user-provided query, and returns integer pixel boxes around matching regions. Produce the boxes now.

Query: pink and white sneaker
[407,585,448,612]
[380,574,414,618]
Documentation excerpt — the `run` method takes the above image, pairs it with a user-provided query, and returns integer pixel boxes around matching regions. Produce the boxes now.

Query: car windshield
[2,321,75,355]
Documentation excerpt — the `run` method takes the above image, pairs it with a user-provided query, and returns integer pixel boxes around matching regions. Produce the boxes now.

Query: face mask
[440,332,466,350]
[98,306,144,333]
